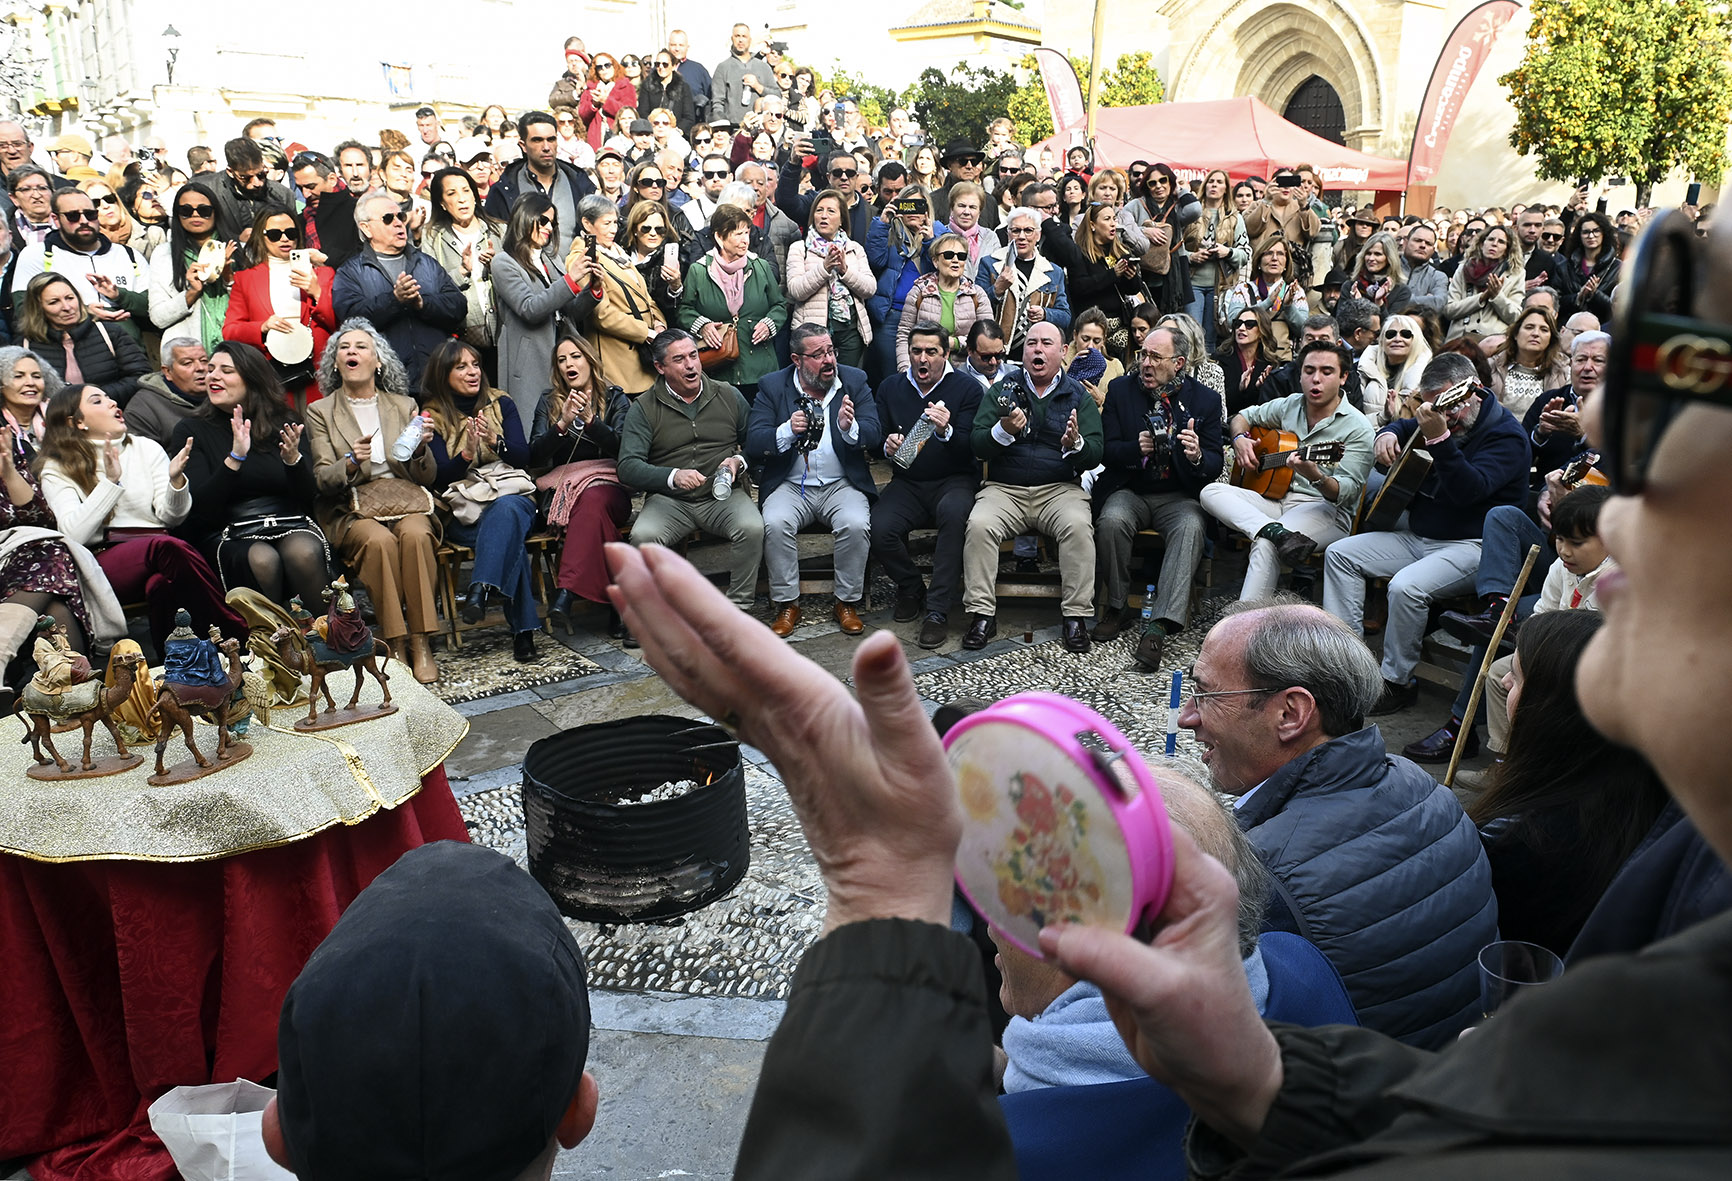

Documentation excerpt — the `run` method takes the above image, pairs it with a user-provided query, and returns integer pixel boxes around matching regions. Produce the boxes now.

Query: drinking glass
[1478,939,1564,1016]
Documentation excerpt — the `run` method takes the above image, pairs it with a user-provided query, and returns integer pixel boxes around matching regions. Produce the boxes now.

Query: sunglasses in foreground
[1604,211,1732,493]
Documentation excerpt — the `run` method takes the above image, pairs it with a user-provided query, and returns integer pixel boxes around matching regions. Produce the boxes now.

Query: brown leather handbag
[699,321,739,371]
[350,477,436,522]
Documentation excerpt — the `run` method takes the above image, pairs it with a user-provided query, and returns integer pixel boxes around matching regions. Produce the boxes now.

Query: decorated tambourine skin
[945,692,1175,959]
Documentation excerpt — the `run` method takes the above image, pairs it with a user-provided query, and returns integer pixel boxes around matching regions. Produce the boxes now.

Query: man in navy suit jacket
[747,323,883,638]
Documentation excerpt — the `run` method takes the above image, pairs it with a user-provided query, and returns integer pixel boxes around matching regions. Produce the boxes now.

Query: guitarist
[1092,325,1223,670]
[1200,339,1375,601]
[1320,353,1530,716]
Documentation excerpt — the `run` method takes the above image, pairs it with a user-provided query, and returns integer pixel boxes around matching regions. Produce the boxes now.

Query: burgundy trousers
[557,484,633,603]
[97,535,246,656]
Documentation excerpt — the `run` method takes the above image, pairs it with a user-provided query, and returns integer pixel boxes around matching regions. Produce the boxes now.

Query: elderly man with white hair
[332,191,466,386]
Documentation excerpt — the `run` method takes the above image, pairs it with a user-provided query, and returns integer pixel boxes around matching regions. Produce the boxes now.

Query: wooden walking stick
[1445,543,1541,788]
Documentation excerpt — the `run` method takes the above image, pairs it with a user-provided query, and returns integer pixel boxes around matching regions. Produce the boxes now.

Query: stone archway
[1168,0,1386,152]
[1283,75,1346,145]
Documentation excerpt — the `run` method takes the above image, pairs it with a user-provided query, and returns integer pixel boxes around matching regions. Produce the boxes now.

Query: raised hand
[228,405,252,458]
[279,422,304,464]
[168,436,195,483]
[837,395,855,432]
[1060,408,1082,451]
[102,439,124,482]
[1177,417,1201,463]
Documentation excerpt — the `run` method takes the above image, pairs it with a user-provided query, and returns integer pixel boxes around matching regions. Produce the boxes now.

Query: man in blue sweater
[1322,352,1530,713]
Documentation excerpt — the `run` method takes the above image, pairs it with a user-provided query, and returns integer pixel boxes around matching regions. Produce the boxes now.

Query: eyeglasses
[1141,351,1178,363]
[1383,329,1415,340]
[701,168,731,181]
[233,169,268,182]
[139,190,160,203]
[557,116,577,125]
[934,249,968,261]
[0,140,27,151]
[1181,665,1277,708]
[12,183,49,195]
[776,73,792,82]
[176,203,215,218]
[60,208,99,223]
[261,226,299,242]
[651,119,673,128]
[1602,211,1732,494]
[637,177,666,188]
[655,59,673,69]
[955,155,984,167]
[375,210,408,225]
[1233,319,1259,330]
[535,214,554,228]
[830,168,857,179]
[621,57,640,67]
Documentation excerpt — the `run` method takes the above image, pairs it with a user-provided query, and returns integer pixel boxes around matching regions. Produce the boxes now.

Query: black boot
[548,589,576,635]
[461,582,493,625]
[513,629,539,662]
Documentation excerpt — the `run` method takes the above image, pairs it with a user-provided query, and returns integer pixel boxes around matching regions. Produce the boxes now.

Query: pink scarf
[711,251,750,317]
[954,221,987,263]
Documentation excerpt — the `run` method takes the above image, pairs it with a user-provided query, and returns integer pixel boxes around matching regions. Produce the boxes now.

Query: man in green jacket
[961,321,1103,653]
[617,329,763,609]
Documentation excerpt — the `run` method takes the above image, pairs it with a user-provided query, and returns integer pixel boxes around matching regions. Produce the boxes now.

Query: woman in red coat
[576,53,636,150]
[222,209,337,409]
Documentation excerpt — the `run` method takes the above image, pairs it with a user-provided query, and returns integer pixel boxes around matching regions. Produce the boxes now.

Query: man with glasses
[1321,352,1530,715]
[46,134,94,182]
[333,193,466,386]
[484,111,595,257]
[667,30,711,116]
[978,206,1072,354]
[10,187,150,337]
[932,139,985,223]
[1396,222,1447,316]
[640,53,699,136]
[4,166,57,256]
[961,319,1019,388]
[962,321,1102,653]
[734,161,799,279]
[683,153,733,234]
[292,151,361,269]
[871,321,983,648]
[213,137,294,241]
[750,323,882,638]
[0,124,65,235]
[1333,296,1381,358]
[1202,338,1374,603]
[1093,326,1223,669]
[775,145,874,243]
[1178,600,1496,1045]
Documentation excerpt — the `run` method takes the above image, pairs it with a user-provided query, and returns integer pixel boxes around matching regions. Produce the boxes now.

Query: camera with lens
[794,394,825,453]
[995,385,1033,441]
[1144,411,1172,468]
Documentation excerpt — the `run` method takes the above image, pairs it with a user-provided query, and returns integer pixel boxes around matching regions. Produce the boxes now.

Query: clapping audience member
[1215,305,1280,415]
[533,333,632,637]
[222,209,337,408]
[787,189,876,370]
[16,273,152,406]
[261,842,599,1181]
[168,340,326,610]
[680,203,788,402]
[1444,223,1524,340]
[1562,210,1621,321]
[304,321,441,683]
[420,167,507,369]
[1222,239,1308,355]
[35,383,243,655]
[333,192,467,389]
[420,339,541,663]
[581,193,664,396]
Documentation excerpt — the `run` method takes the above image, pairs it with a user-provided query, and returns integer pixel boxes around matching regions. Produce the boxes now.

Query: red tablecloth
[0,767,472,1181]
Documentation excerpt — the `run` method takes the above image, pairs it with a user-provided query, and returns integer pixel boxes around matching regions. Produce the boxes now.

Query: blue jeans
[445,493,538,633]
[1187,285,1219,354]
[1474,505,1554,599]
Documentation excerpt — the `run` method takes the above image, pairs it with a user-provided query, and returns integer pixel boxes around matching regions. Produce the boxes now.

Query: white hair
[1005,206,1042,231]
[158,336,202,367]
[1571,329,1611,354]
[718,181,756,208]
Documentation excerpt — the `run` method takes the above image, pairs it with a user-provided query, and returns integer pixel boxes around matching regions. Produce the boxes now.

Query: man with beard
[1202,339,1375,601]
[334,141,374,192]
[484,111,595,259]
[10,187,150,339]
[1092,326,1222,670]
[748,323,883,638]
[291,151,361,269]
[212,137,294,241]
[870,322,982,649]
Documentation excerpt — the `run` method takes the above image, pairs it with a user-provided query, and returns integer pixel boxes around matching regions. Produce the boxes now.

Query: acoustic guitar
[1558,450,1611,491]
[1230,427,1348,500]
[1353,377,1481,534]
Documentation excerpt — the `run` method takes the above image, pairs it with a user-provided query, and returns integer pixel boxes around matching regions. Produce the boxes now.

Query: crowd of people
[0,28,1725,1178]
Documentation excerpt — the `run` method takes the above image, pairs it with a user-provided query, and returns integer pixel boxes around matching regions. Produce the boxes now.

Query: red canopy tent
[1037,96,1409,191]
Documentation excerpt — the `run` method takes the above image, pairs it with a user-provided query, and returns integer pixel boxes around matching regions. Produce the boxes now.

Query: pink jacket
[784,236,876,349]
[895,273,990,371]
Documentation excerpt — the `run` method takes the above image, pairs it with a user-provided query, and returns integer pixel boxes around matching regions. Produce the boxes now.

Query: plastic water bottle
[390,413,427,462]
[1140,584,1155,629]
[711,463,735,500]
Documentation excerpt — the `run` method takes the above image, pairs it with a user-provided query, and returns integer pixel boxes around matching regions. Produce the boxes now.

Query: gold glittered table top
[0,664,469,864]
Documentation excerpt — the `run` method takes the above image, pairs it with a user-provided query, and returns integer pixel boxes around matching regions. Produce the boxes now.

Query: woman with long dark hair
[419,338,540,662]
[168,340,326,610]
[532,332,631,635]
[1562,210,1621,321]
[222,209,337,408]
[493,193,597,428]
[1469,610,1670,954]
[35,383,242,655]
[1488,305,1569,418]
[147,180,236,348]
[421,167,507,364]
[1214,306,1281,415]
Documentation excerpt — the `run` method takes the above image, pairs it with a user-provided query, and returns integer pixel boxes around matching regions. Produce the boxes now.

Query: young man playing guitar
[1201,339,1376,600]
[1321,352,1530,716]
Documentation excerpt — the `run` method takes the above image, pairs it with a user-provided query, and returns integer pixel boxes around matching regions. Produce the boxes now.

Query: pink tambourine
[943,692,1174,959]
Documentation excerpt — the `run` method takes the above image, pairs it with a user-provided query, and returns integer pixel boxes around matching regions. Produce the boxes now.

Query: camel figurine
[16,646,146,776]
[269,578,394,729]
[151,616,250,781]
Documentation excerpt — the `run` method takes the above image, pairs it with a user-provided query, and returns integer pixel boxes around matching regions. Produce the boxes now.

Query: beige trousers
[340,515,438,639]
[963,482,1095,618]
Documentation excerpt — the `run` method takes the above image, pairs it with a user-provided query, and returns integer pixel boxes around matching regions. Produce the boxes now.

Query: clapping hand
[1060,408,1082,452]
[279,422,304,465]
[167,437,195,484]
[101,439,124,482]
[227,406,252,459]
[837,395,855,432]
[558,388,591,432]
[1536,396,1582,438]
[392,271,422,306]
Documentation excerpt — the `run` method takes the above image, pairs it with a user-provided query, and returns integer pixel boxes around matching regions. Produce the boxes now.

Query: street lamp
[163,25,180,85]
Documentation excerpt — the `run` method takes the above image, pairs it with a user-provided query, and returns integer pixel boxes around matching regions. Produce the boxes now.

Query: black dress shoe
[1403,721,1478,764]
[513,630,539,662]
[1439,600,1506,645]
[461,583,492,624]
[548,589,576,634]
[1369,678,1419,716]
[893,586,924,622]
[1061,617,1092,653]
[1091,604,1140,642]
[962,614,997,650]
[1015,556,1041,574]
[917,612,948,650]
[1131,630,1165,671]
[606,608,628,639]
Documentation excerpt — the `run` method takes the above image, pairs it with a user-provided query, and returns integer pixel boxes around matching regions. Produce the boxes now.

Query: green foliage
[904,63,1020,149]
[824,67,901,128]
[1007,53,1167,146]
[1500,0,1732,201]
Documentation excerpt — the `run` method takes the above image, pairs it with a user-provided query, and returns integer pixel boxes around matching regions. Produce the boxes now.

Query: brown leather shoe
[408,634,438,684]
[834,600,865,636]
[770,602,802,637]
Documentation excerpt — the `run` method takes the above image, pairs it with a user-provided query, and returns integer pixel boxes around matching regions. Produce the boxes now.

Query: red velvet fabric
[0,767,471,1181]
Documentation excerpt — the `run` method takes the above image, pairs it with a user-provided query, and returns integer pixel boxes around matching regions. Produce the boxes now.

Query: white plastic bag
[147,1080,296,1181]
